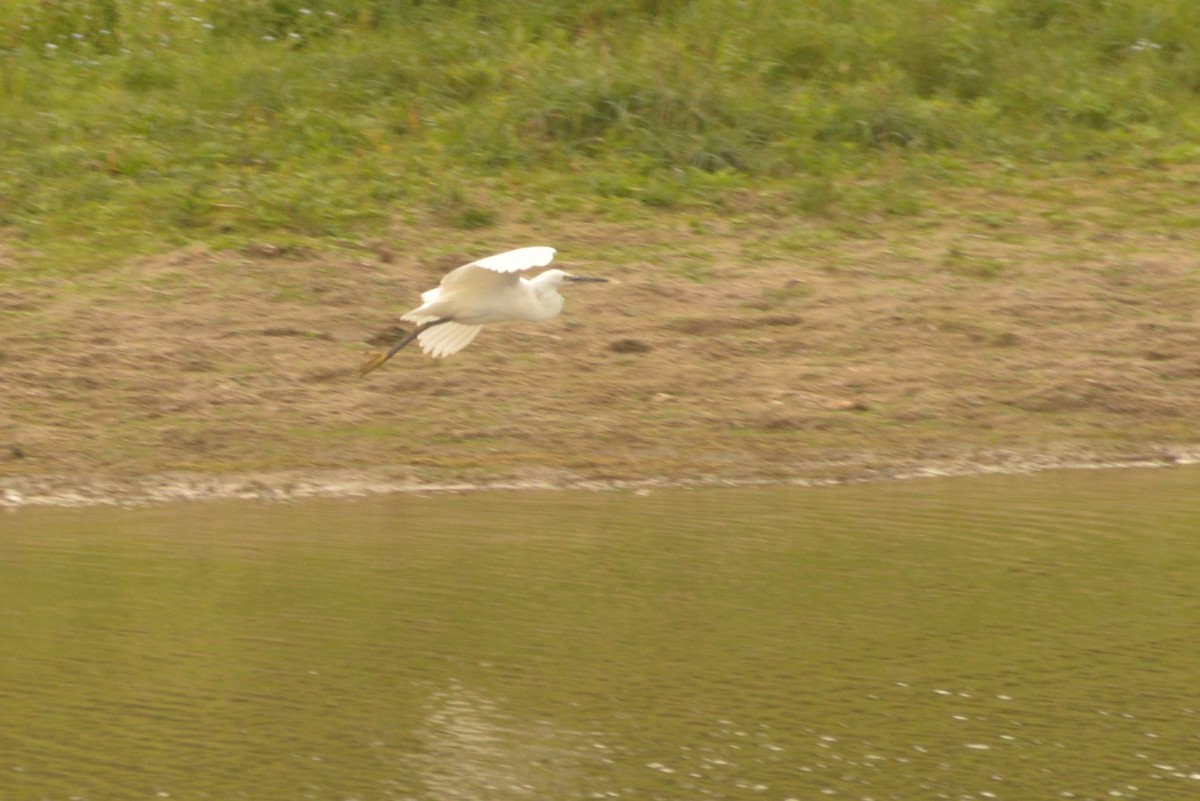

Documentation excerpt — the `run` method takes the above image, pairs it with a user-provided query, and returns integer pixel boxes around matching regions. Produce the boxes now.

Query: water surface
[3,467,1199,800]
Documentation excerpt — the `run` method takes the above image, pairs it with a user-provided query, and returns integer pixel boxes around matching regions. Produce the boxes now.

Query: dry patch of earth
[3,171,1200,505]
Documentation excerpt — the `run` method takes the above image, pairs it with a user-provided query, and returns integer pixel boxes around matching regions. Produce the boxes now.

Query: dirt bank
[4,172,1200,506]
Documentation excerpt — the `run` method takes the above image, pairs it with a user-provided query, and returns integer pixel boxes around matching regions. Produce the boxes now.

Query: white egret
[356,246,608,375]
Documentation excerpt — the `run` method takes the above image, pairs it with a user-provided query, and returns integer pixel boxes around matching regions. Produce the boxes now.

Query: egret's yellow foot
[356,352,389,377]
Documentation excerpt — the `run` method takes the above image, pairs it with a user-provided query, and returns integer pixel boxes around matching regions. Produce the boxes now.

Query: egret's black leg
[356,319,451,376]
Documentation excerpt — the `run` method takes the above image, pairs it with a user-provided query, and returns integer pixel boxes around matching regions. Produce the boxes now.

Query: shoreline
[6,186,1200,507]
[4,445,1198,510]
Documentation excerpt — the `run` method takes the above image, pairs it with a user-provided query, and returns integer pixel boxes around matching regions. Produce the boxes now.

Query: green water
[2,468,1199,800]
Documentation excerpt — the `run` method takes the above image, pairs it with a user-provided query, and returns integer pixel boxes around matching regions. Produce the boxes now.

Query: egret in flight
[356,246,608,375]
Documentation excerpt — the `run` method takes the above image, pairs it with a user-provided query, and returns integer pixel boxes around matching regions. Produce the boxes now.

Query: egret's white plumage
[357,246,607,374]
[415,321,482,359]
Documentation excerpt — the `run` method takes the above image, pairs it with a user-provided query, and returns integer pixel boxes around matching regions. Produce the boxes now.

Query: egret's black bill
[568,275,609,283]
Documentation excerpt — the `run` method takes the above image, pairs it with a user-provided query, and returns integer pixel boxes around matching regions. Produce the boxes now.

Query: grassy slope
[3,1,1200,492]
[2,0,1200,273]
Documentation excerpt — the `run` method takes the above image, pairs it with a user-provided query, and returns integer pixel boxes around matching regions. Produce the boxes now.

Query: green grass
[2,0,1200,273]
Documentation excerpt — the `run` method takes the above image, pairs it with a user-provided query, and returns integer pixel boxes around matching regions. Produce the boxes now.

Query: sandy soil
[3,171,1200,506]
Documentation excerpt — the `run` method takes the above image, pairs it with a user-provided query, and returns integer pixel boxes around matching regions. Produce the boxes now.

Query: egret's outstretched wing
[417,321,483,358]
[469,246,556,273]
[438,246,555,294]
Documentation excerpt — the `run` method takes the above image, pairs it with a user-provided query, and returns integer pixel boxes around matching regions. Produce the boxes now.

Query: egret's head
[534,268,609,290]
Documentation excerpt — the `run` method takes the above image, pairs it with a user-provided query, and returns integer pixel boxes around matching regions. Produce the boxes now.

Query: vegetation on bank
[1,0,1199,273]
